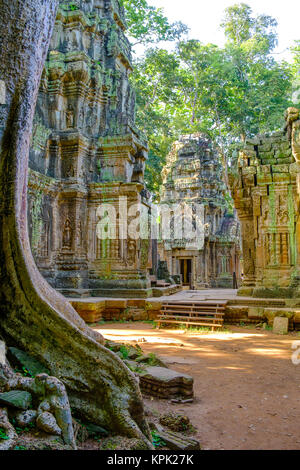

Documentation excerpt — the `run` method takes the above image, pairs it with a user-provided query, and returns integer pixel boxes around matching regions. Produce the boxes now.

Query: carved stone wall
[159,134,241,289]
[230,108,300,298]
[27,0,151,298]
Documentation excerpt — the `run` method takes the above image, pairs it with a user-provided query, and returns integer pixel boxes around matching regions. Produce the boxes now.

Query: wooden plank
[162,305,225,311]
[161,310,224,316]
[158,320,223,328]
[163,303,226,307]
[158,315,224,321]
[162,303,226,307]
[161,314,223,318]
[163,300,227,304]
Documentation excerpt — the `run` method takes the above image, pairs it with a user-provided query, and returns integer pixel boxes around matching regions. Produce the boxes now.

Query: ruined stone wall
[159,134,241,289]
[230,108,300,298]
[27,0,151,298]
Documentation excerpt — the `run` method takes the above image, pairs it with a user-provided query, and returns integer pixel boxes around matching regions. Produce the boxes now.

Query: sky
[141,0,300,62]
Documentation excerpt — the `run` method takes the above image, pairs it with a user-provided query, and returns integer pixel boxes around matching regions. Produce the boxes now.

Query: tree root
[0,0,152,449]
[0,408,18,451]
[1,363,76,448]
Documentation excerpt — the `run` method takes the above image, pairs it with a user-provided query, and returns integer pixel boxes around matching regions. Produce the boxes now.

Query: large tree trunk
[0,0,151,447]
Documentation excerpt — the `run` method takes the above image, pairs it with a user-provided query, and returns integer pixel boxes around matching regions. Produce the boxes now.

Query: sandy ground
[94,322,300,450]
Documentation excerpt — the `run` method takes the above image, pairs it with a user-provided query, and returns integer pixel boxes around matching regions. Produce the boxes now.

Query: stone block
[272,164,289,173]
[248,307,264,319]
[153,424,200,451]
[257,173,272,184]
[237,287,254,297]
[0,391,32,410]
[146,301,162,311]
[128,309,148,321]
[273,317,289,335]
[279,142,291,151]
[249,158,259,166]
[258,143,272,152]
[105,300,127,309]
[261,158,277,165]
[139,366,193,399]
[102,308,123,321]
[70,300,105,323]
[242,166,257,175]
[277,157,293,164]
[272,173,291,183]
[127,299,146,308]
[264,308,294,325]
[243,174,256,186]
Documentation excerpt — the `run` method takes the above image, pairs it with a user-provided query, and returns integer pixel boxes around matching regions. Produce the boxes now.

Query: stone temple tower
[27,0,152,298]
[159,134,241,289]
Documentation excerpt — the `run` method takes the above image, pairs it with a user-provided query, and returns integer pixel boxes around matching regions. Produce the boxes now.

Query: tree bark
[0,0,151,447]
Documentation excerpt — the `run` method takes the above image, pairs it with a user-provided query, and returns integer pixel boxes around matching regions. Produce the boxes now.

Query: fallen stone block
[0,390,32,410]
[273,317,289,335]
[153,423,200,451]
[139,366,193,399]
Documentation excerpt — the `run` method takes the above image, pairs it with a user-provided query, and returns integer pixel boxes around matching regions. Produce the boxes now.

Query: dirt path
[94,323,300,450]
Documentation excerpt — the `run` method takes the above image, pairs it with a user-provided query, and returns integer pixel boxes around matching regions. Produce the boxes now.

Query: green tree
[132,4,293,195]
[291,40,300,106]
[220,2,278,51]
[131,48,182,194]
[120,0,188,46]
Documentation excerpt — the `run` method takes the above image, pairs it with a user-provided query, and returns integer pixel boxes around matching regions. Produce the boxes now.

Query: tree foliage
[291,40,300,106]
[120,0,188,46]
[131,3,294,196]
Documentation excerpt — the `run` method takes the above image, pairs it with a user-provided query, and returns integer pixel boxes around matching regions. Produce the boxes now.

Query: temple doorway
[180,258,192,286]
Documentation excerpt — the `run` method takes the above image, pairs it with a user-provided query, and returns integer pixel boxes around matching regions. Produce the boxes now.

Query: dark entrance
[180,259,192,286]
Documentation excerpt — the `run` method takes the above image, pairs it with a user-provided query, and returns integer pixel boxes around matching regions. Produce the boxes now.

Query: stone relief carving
[62,218,73,250]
